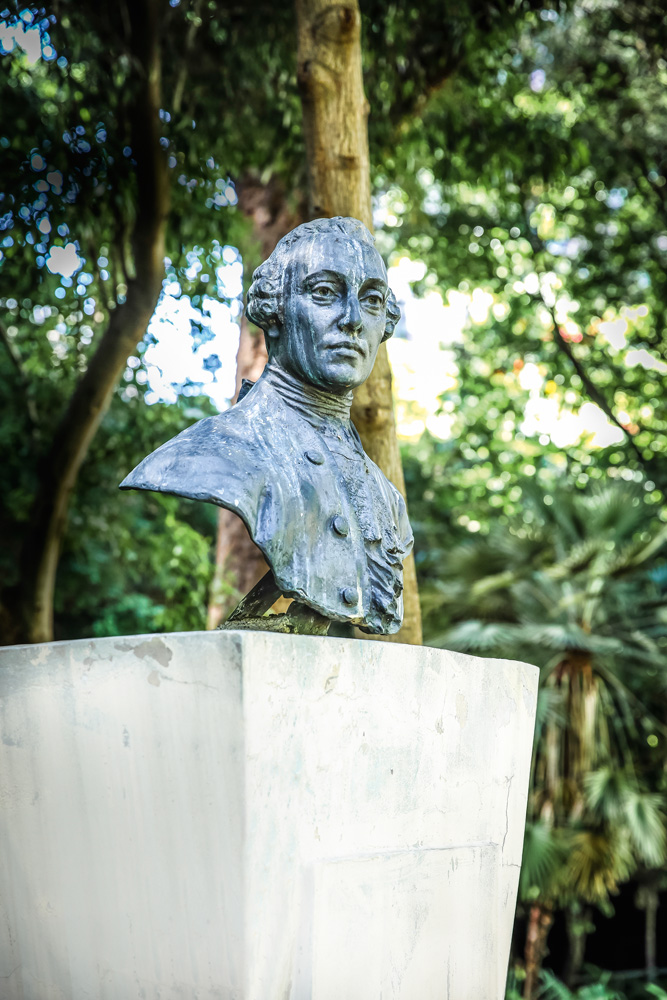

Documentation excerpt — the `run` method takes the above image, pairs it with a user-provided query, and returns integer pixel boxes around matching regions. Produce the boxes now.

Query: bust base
[0,631,537,999]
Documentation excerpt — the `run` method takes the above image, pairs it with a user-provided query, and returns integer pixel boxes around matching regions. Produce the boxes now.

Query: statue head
[246,217,401,394]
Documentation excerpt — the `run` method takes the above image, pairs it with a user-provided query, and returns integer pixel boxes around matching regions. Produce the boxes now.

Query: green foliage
[538,969,625,999]
[52,392,218,640]
[0,0,577,643]
[0,2,252,638]
[418,481,667,664]
[585,769,667,869]
[392,0,667,526]
[508,970,667,999]
[520,821,569,902]
[413,477,667,927]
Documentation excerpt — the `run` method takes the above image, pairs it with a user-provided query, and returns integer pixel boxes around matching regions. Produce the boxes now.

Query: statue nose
[338,294,362,334]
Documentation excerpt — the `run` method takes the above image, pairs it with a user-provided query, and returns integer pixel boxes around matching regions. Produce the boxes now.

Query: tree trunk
[645,884,659,982]
[14,0,168,645]
[563,904,590,989]
[523,903,553,1000]
[207,177,304,629]
[295,0,422,644]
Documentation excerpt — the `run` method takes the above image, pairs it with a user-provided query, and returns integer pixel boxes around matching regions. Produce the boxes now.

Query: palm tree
[423,482,667,999]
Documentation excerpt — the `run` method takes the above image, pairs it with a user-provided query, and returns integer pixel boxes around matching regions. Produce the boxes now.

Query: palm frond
[539,970,574,999]
[470,569,517,599]
[519,822,567,900]
[431,619,515,652]
[517,623,621,654]
[580,484,646,539]
[630,526,667,569]
[546,538,604,580]
[622,790,667,868]
[539,968,623,999]
[584,768,631,824]
[535,686,568,730]
[562,829,633,903]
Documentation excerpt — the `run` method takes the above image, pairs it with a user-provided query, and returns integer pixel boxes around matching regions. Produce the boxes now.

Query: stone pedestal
[0,632,538,999]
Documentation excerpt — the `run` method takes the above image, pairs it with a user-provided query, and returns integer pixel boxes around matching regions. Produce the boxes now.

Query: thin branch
[632,148,667,215]
[172,0,204,115]
[540,294,651,471]
[86,236,104,298]
[0,317,39,426]
[114,227,131,291]
[522,202,662,484]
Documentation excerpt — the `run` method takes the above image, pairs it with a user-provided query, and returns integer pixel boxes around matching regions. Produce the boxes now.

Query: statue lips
[327,339,368,359]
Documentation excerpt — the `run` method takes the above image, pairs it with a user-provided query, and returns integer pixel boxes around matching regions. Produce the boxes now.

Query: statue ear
[266,323,281,341]
[382,289,401,342]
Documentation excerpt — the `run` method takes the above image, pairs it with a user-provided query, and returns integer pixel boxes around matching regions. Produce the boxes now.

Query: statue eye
[312,284,336,300]
[362,291,384,309]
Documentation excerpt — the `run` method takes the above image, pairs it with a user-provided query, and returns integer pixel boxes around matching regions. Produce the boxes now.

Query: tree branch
[0,317,39,427]
[522,200,661,483]
[16,0,170,643]
[539,294,657,476]
[172,0,204,115]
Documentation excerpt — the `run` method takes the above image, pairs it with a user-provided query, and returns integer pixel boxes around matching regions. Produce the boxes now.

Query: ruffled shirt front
[255,362,406,632]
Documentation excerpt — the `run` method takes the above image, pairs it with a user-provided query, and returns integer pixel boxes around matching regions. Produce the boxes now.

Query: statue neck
[263,360,353,422]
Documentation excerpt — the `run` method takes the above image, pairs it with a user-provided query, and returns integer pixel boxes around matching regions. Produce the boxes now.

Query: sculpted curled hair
[246,216,400,343]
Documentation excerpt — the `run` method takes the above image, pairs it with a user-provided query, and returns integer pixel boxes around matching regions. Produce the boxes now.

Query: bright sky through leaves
[141,243,657,464]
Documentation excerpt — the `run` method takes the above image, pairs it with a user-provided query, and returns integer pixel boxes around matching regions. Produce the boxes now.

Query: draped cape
[120,373,413,633]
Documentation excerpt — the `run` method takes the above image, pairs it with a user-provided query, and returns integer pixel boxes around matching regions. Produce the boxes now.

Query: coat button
[341,586,357,606]
[305,450,324,465]
[332,514,349,536]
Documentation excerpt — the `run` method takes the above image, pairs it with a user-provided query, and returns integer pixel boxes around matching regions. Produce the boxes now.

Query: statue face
[271,234,389,393]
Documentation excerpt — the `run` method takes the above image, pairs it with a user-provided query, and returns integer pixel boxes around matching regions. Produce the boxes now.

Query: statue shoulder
[119,380,282,504]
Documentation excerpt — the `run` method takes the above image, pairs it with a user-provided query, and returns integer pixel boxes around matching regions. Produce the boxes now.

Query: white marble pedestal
[0,631,538,1000]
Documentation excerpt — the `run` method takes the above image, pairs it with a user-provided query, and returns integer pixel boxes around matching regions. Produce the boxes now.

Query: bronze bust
[121,217,413,634]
